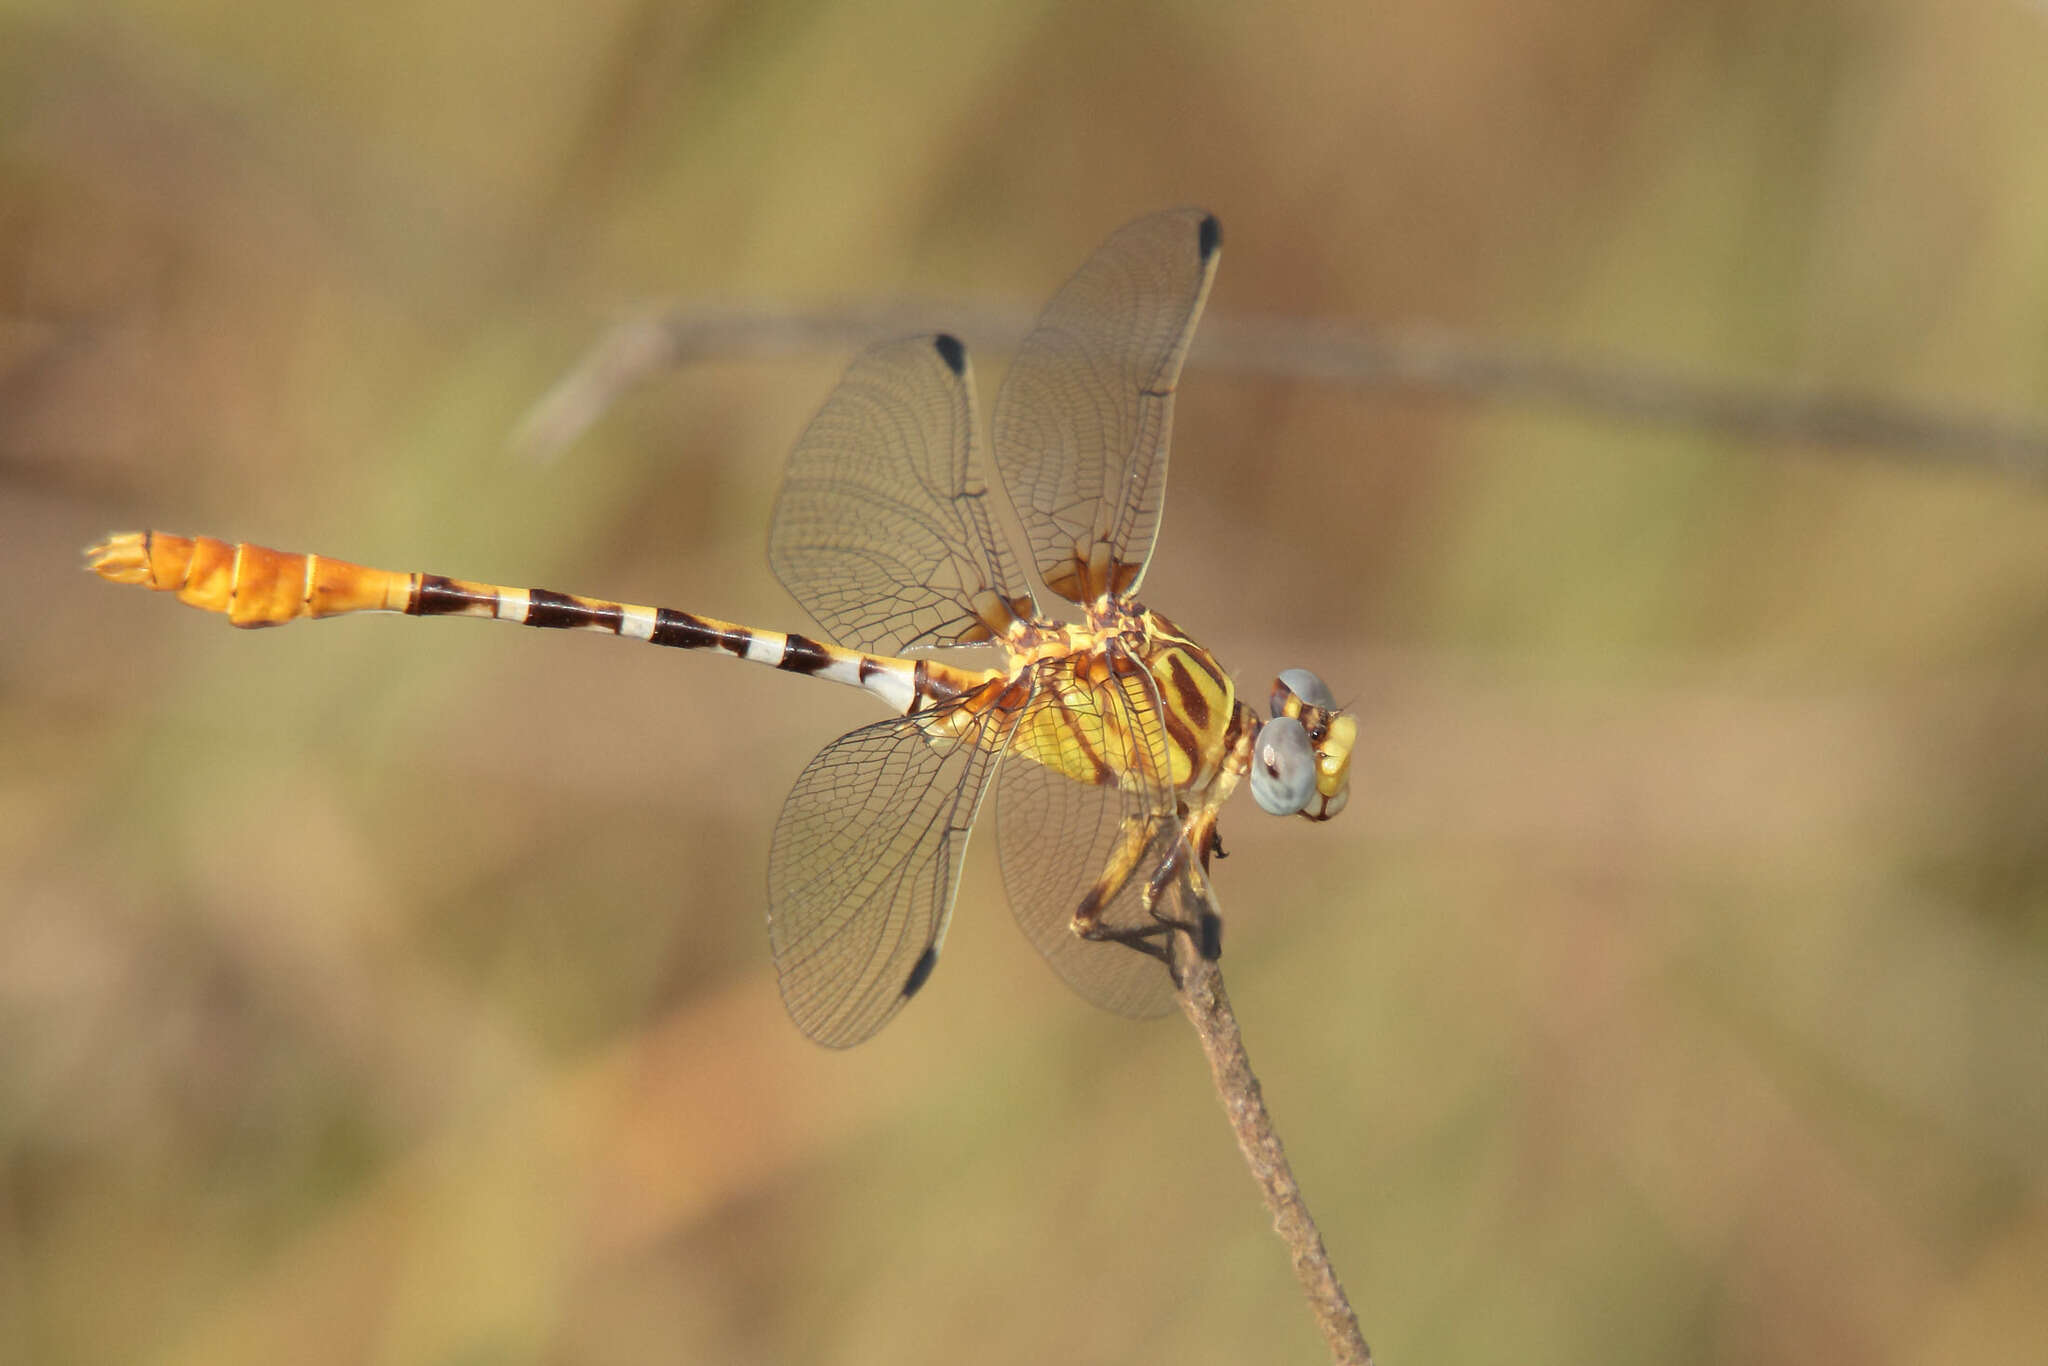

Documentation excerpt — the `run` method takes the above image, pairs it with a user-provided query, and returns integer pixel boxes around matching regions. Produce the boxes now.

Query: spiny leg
[1141,806,1225,962]
[1070,815,1177,964]
[1071,812,1224,969]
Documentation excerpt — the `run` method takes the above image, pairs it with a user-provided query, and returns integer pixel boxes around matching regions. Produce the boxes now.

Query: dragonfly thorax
[997,601,1243,798]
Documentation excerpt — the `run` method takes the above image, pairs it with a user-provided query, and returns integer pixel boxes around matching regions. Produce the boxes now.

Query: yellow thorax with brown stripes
[1006,606,1238,792]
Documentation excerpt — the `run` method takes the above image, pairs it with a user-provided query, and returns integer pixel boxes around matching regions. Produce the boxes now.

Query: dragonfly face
[1259,669,1354,822]
[89,207,1355,1047]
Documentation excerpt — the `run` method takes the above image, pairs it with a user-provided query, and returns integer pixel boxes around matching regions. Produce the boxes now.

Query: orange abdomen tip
[85,531,414,627]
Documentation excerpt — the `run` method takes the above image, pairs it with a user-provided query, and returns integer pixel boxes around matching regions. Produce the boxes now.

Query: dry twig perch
[1165,887,1375,1366]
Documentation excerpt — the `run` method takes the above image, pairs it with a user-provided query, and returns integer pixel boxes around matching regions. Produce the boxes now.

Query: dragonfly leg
[1070,817,1178,963]
[1071,910,1173,965]
[1140,809,1224,961]
[1071,808,1226,967]
[1071,908,1174,963]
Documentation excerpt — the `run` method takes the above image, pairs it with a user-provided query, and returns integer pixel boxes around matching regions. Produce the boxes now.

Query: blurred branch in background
[514,304,2048,488]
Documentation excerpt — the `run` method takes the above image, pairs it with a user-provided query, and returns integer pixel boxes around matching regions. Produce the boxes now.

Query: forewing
[767,684,1020,1047]
[996,644,1190,1019]
[771,334,1034,654]
[992,208,1221,605]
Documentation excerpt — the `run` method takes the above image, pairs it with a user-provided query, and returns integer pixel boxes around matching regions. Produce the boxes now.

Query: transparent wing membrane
[997,644,1192,1019]
[771,334,1035,654]
[768,683,1022,1047]
[992,208,1221,605]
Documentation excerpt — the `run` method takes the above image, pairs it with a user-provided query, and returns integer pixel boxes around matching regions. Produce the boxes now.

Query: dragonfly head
[1250,669,1354,821]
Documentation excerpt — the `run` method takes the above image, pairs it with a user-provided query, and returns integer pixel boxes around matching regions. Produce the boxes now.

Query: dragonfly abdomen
[88,531,414,626]
[85,530,976,716]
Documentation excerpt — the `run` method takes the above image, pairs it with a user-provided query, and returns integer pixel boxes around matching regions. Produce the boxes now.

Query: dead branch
[512,303,2048,488]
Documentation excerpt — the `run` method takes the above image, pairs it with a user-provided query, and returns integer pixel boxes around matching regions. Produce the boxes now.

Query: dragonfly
[88,207,1355,1047]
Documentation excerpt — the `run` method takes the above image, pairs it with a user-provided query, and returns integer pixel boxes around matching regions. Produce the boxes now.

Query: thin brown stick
[512,303,2048,488]
[1168,902,1374,1366]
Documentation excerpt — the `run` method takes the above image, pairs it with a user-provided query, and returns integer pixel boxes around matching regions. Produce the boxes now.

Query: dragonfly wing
[771,334,1035,654]
[768,682,1022,1047]
[996,644,1194,1019]
[992,208,1221,605]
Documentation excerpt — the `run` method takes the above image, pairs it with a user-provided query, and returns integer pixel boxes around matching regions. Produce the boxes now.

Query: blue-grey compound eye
[1251,716,1317,815]
[1274,667,1335,715]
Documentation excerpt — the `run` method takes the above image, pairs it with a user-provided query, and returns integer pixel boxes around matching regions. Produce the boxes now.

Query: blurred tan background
[6,2,2048,1363]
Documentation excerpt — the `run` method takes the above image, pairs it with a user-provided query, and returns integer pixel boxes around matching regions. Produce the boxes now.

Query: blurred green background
[6,2,2047,1363]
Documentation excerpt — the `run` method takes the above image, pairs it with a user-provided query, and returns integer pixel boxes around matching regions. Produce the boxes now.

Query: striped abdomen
[86,531,993,716]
